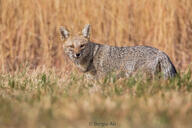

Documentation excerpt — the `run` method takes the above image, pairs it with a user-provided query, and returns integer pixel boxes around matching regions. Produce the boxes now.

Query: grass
[0,67,192,128]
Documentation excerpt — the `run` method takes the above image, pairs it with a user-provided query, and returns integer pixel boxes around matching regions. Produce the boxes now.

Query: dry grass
[0,67,192,128]
[0,0,192,72]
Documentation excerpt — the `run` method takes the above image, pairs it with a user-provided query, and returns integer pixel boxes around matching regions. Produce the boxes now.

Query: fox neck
[75,42,97,73]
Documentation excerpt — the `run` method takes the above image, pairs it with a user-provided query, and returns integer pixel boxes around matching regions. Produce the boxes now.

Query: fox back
[60,24,177,79]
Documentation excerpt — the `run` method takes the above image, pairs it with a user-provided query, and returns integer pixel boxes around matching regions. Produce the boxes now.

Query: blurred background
[0,0,192,72]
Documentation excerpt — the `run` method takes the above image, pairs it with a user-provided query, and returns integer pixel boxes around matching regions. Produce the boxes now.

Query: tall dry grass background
[0,0,192,72]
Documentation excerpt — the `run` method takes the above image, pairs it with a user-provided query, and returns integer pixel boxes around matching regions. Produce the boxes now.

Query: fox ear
[82,24,90,38]
[60,26,69,40]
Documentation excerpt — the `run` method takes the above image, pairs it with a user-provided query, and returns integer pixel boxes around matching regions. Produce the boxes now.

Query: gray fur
[60,25,177,79]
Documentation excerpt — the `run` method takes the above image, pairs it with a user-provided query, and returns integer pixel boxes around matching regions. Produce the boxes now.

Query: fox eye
[69,45,74,48]
[80,44,85,48]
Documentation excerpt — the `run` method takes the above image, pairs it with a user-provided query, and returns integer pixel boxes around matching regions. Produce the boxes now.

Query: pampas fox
[60,24,177,79]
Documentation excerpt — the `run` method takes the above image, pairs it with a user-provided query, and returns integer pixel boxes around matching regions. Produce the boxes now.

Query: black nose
[76,53,81,57]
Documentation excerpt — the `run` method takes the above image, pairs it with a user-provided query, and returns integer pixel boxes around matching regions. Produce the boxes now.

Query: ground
[0,67,192,128]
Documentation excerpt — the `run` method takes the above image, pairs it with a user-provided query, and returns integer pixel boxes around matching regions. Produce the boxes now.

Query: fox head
[60,24,92,64]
